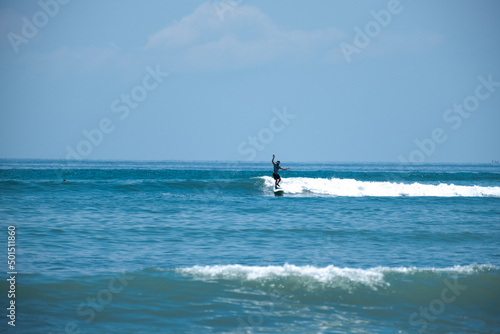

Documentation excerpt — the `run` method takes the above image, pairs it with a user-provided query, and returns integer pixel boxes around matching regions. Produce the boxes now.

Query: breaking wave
[260,176,500,197]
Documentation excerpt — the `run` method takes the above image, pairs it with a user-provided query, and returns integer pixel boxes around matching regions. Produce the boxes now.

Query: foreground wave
[10,264,500,333]
[174,263,497,285]
[173,263,500,308]
[261,176,500,197]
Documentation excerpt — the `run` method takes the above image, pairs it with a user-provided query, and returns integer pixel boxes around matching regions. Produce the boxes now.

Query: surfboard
[274,186,284,196]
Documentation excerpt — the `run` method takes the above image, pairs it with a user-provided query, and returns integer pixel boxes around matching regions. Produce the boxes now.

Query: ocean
[0,159,499,333]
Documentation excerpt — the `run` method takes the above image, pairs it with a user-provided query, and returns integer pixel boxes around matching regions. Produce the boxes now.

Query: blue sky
[1,0,499,162]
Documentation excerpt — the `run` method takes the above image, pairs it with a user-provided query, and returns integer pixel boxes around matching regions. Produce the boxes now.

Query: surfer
[272,154,290,188]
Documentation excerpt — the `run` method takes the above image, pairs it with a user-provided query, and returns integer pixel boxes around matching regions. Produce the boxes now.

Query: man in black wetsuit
[272,154,290,188]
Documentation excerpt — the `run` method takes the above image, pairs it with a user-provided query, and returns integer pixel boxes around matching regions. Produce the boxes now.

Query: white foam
[175,264,497,288]
[261,176,500,197]
[373,264,498,275]
[176,264,386,288]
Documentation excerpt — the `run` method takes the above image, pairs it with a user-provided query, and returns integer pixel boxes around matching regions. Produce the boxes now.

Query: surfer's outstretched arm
[272,154,275,165]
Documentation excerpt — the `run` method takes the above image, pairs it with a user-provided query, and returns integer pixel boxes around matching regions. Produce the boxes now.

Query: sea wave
[10,264,499,333]
[260,176,500,197]
[175,263,496,282]
[177,264,387,288]
[173,264,499,303]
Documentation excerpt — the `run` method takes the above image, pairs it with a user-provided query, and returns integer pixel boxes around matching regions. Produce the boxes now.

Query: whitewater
[261,176,500,197]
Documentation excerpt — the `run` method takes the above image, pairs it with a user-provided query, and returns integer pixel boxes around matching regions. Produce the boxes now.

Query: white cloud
[5,2,445,75]
[146,2,346,71]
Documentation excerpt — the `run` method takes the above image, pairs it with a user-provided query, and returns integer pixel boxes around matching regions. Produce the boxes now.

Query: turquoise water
[1,160,499,333]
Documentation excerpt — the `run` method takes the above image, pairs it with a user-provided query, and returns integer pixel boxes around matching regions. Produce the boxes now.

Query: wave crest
[260,176,500,197]
[175,264,498,291]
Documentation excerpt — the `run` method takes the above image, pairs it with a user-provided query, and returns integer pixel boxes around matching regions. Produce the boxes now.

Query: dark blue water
[1,160,499,333]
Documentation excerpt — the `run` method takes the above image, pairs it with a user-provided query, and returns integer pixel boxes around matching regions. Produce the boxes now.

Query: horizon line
[1,157,499,165]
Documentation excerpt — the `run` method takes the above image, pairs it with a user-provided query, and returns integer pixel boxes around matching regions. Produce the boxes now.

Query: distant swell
[260,176,500,197]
